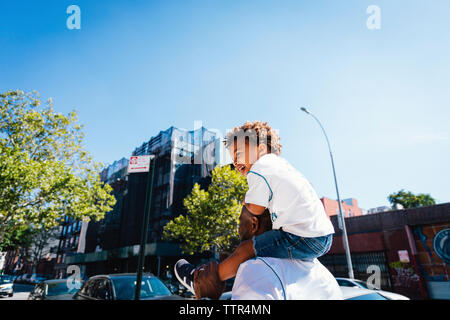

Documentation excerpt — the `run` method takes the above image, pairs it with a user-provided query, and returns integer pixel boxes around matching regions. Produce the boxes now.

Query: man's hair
[224,121,282,155]
[242,206,272,233]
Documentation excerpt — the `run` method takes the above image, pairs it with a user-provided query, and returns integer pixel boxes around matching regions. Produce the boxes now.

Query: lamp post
[300,107,354,279]
[134,155,156,300]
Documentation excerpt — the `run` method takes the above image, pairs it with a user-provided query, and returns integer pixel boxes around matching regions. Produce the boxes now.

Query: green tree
[0,90,116,245]
[163,165,248,255]
[0,223,35,251]
[388,189,436,209]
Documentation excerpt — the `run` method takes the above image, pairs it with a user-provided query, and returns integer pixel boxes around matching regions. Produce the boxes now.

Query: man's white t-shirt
[245,154,335,238]
[231,257,343,300]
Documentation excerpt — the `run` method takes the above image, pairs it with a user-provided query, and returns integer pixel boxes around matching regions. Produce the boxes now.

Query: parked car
[13,274,23,283]
[73,273,185,300]
[0,275,14,297]
[161,279,195,299]
[28,279,83,300]
[219,285,410,300]
[30,274,47,284]
[341,286,394,300]
[219,291,232,300]
[16,273,33,284]
[336,277,409,300]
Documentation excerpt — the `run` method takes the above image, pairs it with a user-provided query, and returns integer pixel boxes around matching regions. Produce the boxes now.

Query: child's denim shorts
[252,229,333,261]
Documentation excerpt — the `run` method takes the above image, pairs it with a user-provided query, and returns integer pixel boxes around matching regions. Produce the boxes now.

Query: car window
[354,280,370,289]
[337,279,356,287]
[347,293,388,300]
[112,276,171,300]
[80,279,99,298]
[0,276,12,284]
[94,279,112,300]
[47,282,79,296]
[79,281,89,296]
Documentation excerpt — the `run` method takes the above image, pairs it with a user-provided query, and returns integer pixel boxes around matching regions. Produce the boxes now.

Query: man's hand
[193,261,225,300]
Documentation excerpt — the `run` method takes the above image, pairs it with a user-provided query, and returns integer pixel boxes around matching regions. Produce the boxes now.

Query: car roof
[88,273,156,280]
[335,277,361,281]
[44,279,75,284]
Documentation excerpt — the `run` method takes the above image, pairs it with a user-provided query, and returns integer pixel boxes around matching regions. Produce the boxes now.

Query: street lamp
[300,107,354,279]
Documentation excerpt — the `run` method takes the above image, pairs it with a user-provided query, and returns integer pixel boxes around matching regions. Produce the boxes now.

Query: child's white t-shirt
[244,154,335,238]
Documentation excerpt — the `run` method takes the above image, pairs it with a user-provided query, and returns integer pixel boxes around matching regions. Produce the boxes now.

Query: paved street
[0,284,34,300]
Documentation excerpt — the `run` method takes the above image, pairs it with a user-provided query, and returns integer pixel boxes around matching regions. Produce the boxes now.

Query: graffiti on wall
[433,228,449,265]
[389,261,420,289]
[413,226,449,281]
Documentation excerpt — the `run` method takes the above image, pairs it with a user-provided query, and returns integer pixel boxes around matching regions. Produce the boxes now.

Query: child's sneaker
[174,259,196,294]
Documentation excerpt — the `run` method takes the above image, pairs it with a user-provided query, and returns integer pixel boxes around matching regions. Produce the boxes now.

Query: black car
[73,273,185,300]
[28,279,84,300]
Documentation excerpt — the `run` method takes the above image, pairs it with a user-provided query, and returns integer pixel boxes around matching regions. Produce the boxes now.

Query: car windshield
[347,293,388,300]
[337,279,356,287]
[0,277,12,284]
[354,280,370,289]
[112,276,172,300]
[46,282,79,296]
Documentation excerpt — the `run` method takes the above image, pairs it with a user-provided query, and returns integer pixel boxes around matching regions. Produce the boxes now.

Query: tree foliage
[163,165,248,255]
[388,189,436,209]
[0,223,35,251]
[0,90,116,245]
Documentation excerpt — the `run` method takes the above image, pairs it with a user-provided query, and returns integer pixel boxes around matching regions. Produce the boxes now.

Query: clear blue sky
[1,0,449,210]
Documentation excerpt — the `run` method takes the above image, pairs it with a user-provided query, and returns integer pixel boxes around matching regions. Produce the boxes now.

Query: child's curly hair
[224,121,282,155]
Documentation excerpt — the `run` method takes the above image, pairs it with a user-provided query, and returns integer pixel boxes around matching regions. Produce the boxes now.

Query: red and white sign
[398,250,410,263]
[127,155,152,174]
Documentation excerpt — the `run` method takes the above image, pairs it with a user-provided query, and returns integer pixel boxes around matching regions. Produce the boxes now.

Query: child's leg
[217,239,255,281]
[217,229,292,281]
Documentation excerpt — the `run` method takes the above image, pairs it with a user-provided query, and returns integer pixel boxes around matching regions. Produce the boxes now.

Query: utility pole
[133,155,156,300]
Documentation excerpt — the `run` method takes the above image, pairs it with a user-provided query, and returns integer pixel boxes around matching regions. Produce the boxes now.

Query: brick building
[320,202,450,300]
[320,197,363,218]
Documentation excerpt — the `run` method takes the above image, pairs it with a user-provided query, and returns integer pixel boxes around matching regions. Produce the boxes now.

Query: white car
[336,277,409,300]
[220,277,410,300]
[0,276,14,298]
